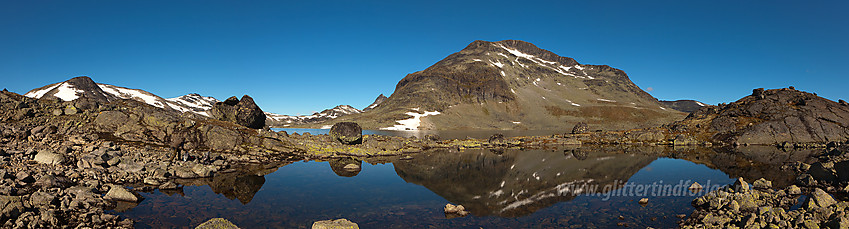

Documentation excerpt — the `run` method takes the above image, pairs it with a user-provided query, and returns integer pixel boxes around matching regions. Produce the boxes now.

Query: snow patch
[500,71,505,76]
[24,83,61,99]
[320,125,333,129]
[596,98,616,103]
[473,59,482,62]
[98,84,166,108]
[565,99,581,107]
[696,101,707,106]
[511,121,521,124]
[380,109,441,131]
[53,83,82,101]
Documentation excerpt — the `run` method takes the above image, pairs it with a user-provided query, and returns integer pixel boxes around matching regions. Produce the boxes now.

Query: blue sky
[1,1,847,115]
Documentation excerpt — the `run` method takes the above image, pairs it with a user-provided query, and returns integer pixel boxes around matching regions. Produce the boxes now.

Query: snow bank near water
[381,109,441,131]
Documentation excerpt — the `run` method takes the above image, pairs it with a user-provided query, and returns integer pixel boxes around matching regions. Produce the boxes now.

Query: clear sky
[1,1,847,115]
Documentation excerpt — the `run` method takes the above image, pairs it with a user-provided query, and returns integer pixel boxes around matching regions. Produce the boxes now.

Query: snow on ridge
[565,99,581,107]
[696,101,707,106]
[24,83,61,99]
[54,83,82,101]
[596,98,616,103]
[380,108,441,131]
[98,84,166,108]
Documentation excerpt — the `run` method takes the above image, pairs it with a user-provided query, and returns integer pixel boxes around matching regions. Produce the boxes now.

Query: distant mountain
[660,100,708,113]
[24,76,219,116]
[266,105,362,127]
[362,94,387,111]
[314,40,686,130]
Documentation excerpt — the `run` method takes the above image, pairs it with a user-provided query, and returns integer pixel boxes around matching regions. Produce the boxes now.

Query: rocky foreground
[1,85,848,228]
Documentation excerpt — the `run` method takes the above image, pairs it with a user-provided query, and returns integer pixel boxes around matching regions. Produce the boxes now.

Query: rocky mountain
[311,40,686,131]
[24,76,220,117]
[660,100,708,113]
[669,87,849,145]
[266,105,362,127]
[363,94,387,111]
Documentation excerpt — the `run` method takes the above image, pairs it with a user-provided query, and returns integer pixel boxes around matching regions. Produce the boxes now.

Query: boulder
[34,150,66,165]
[104,185,139,202]
[488,133,505,143]
[196,218,240,229]
[804,188,836,210]
[0,195,24,219]
[732,177,749,192]
[571,122,589,134]
[311,219,359,229]
[208,95,266,129]
[444,203,470,217]
[329,122,362,145]
[329,158,362,177]
[752,178,772,190]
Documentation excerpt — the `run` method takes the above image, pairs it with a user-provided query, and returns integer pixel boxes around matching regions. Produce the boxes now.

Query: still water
[116,131,815,228]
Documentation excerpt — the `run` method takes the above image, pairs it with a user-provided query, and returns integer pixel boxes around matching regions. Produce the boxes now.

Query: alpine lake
[113,129,814,228]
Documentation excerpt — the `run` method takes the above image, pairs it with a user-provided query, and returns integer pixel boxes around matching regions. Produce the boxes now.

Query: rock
[192,164,215,177]
[143,178,161,186]
[689,182,704,193]
[444,203,469,217]
[804,188,836,210]
[752,88,765,99]
[311,218,359,229]
[343,164,360,170]
[673,135,698,146]
[329,158,362,177]
[571,122,589,134]
[786,185,802,195]
[423,134,440,141]
[196,218,240,229]
[488,133,505,143]
[329,122,362,145]
[0,195,24,219]
[809,162,838,184]
[733,177,749,192]
[174,167,199,178]
[34,175,72,189]
[104,185,139,202]
[159,181,178,190]
[34,150,66,165]
[28,191,55,208]
[639,198,649,205]
[63,105,78,115]
[752,178,772,190]
[208,95,266,129]
[15,171,34,183]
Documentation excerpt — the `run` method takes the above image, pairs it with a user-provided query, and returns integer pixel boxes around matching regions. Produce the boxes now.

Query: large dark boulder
[208,95,266,129]
[329,122,362,145]
[571,122,589,134]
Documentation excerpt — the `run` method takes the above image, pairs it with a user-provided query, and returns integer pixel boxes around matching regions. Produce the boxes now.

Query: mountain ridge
[303,39,686,130]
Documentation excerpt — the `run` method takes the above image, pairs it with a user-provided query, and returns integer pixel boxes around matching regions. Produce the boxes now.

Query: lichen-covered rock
[329,122,362,145]
[571,122,589,134]
[196,218,240,229]
[311,218,359,229]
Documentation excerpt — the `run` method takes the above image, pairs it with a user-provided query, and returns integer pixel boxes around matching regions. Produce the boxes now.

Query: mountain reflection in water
[394,148,656,217]
[119,146,815,228]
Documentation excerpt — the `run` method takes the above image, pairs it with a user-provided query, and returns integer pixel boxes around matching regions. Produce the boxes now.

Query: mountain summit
[321,40,685,130]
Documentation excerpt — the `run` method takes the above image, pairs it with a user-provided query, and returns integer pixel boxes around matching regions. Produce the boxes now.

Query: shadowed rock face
[209,95,266,129]
[673,88,849,145]
[393,148,656,217]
